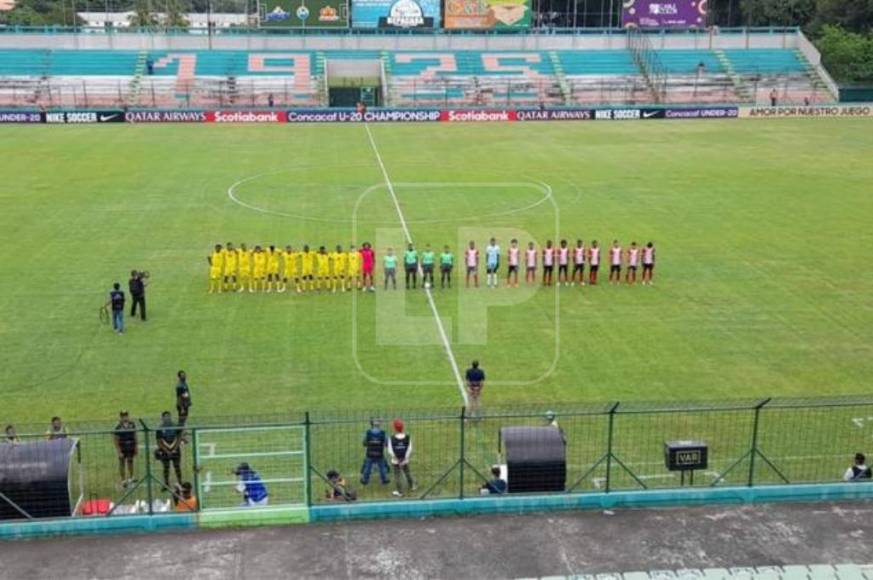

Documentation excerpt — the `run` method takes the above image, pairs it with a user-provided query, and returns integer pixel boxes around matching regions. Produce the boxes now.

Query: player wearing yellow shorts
[281,245,298,293]
[316,246,330,292]
[330,245,348,293]
[252,245,267,292]
[266,245,281,293]
[208,244,224,293]
[223,241,238,292]
[347,244,361,291]
[299,245,315,293]
[237,243,253,293]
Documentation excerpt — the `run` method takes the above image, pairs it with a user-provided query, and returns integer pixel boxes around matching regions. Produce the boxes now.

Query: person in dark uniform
[175,370,192,428]
[106,282,125,334]
[388,419,414,497]
[155,411,182,488]
[128,271,147,321]
[113,410,138,488]
[465,360,485,419]
[360,419,389,486]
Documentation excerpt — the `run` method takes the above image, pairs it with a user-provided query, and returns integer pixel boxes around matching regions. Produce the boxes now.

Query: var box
[664,440,708,471]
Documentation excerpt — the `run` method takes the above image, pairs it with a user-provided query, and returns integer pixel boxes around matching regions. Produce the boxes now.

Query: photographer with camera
[128,270,149,322]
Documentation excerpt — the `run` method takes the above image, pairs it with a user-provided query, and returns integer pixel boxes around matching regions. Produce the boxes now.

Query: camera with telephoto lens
[135,270,150,280]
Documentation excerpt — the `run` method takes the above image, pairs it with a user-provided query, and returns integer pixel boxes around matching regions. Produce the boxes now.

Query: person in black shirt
[113,410,138,488]
[360,419,389,486]
[175,370,192,428]
[387,419,414,497]
[155,411,182,488]
[106,283,125,334]
[128,271,147,321]
[465,360,485,419]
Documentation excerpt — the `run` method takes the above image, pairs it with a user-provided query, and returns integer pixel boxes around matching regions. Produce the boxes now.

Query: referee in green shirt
[421,244,435,289]
[404,243,419,290]
[384,248,398,290]
[440,245,454,289]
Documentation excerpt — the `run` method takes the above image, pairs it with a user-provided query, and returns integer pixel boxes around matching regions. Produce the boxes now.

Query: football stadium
[0,0,873,575]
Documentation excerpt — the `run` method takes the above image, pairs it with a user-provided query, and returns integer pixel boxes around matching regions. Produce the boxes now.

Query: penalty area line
[363,123,469,407]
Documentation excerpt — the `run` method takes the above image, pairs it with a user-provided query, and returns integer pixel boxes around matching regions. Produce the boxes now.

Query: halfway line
[363,123,469,406]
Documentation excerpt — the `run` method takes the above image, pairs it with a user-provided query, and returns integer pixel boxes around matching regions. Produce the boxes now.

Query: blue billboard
[351,0,440,28]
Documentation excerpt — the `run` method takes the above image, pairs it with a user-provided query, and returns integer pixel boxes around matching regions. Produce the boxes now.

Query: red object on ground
[80,499,112,517]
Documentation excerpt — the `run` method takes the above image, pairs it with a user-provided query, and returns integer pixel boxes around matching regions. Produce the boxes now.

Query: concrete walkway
[0,501,871,579]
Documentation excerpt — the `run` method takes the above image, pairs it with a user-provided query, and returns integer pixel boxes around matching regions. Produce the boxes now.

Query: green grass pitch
[2,119,873,430]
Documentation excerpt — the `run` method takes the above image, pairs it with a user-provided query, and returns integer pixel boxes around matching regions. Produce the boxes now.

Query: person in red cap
[387,419,414,497]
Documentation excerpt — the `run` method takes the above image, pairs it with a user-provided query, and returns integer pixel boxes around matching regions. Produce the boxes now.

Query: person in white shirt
[843,452,872,481]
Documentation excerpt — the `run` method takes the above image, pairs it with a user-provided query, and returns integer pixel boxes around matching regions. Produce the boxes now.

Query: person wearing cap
[387,419,414,497]
[113,410,138,488]
[233,462,269,507]
[360,419,390,486]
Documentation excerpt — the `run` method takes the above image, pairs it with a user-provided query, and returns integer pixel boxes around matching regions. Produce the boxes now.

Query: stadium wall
[2,483,872,540]
[0,28,803,52]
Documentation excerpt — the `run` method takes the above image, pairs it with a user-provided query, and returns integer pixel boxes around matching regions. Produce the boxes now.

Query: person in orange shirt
[174,482,198,512]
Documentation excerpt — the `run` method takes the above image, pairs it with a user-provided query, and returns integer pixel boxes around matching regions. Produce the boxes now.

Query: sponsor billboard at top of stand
[622,0,706,28]
[351,0,440,28]
[261,0,349,27]
[444,0,531,29]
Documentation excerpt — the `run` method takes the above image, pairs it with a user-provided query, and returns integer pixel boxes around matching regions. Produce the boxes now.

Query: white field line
[364,123,468,406]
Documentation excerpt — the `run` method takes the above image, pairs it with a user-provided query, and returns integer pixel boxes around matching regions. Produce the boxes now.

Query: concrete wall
[0,30,800,52]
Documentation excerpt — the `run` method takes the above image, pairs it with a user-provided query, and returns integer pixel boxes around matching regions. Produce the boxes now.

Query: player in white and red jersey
[588,240,600,285]
[626,241,639,285]
[542,240,555,287]
[465,240,479,288]
[608,240,622,284]
[525,242,537,286]
[557,239,570,287]
[641,241,656,285]
[506,239,520,288]
[572,239,585,286]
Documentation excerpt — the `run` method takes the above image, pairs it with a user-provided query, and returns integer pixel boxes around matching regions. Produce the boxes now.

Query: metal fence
[1,396,872,521]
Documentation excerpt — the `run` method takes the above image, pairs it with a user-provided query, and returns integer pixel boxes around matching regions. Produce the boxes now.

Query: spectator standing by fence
[388,419,414,497]
[45,416,69,440]
[113,410,138,488]
[155,411,182,488]
[465,360,486,420]
[844,453,872,481]
[361,419,390,486]
[4,425,20,444]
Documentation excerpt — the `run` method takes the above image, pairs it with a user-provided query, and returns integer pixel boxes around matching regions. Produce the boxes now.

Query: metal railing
[1,395,871,521]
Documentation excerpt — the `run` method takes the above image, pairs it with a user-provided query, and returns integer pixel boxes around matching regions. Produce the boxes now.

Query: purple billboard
[622,0,706,28]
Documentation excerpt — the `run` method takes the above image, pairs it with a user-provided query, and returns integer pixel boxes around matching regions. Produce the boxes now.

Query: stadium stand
[0,46,833,109]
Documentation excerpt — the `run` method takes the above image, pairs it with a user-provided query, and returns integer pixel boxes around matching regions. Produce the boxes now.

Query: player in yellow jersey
[347,244,362,291]
[266,245,281,293]
[223,241,238,292]
[237,243,253,293]
[331,244,348,293]
[208,244,224,293]
[281,245,297,293]
[252,245,267,292]
[316,246,330,292]
[299,245,315,293]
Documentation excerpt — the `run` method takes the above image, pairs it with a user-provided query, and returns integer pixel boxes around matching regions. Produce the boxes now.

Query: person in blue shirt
[233,462,269,507]
[485,238,500,289]
[360,419,390,485]
[481,465,507,495]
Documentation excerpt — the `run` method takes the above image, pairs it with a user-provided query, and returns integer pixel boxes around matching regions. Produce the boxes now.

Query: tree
[811,0,873,34]
[128,0,158,27]
[739,0,817,27]
[162,0,190,27]
[815,24,873,82]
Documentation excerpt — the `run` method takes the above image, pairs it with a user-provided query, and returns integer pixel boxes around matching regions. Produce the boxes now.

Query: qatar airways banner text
[205,111,287,123]
[287,109,441,123]
[125,111,207,123]
[516,109,594,121]
[622,0,706,28]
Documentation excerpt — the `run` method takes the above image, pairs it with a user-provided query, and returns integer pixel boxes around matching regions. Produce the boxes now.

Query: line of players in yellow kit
[207,242,362,293]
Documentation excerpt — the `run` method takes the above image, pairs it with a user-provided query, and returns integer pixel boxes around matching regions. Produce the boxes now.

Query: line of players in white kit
[464,238,656,288]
